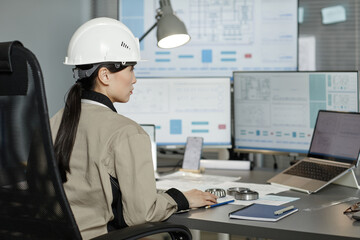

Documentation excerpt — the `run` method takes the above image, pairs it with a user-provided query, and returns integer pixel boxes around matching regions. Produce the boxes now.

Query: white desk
[166,168,360,240]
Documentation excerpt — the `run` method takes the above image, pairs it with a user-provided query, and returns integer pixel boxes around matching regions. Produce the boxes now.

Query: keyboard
[284,161,348,181]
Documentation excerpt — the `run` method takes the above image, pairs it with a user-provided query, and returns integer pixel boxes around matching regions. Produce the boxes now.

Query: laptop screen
[308,110,360,164]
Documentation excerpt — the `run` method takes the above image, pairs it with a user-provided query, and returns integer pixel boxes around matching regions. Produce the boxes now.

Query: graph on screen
[115,77,231,147]
[233,71,359,154]
[119,0,298,77]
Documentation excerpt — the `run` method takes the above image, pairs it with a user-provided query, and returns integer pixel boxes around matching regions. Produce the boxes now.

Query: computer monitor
[140,124,157,171]
[233,71,359,154]
[119,0,298,77]
[115,77,232,148]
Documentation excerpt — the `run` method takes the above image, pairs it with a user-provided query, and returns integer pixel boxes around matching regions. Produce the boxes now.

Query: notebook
[229,203,298,222]
[268,110,360,194]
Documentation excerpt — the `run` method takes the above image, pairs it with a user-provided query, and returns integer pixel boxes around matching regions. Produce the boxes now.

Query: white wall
[0,0,91,116]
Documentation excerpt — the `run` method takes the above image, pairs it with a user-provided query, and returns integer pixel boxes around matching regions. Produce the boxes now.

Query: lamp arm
[139,8,162,42]
[139,22,158,42]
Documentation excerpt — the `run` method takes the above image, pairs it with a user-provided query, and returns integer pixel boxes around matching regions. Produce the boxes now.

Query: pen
[205,199,235,209]
[274,205,295,215]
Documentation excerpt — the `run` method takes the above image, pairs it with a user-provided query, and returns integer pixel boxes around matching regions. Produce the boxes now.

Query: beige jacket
[50,101,180,239]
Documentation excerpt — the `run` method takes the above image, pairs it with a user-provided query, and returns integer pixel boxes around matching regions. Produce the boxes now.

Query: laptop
[140,124,160,179]
[268,110,360,194]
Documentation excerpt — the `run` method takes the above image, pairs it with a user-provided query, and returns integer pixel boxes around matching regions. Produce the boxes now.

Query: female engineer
[50,17,217,239]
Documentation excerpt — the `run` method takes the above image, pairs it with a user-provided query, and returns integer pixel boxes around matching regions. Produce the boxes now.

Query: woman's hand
[183,189,218,208]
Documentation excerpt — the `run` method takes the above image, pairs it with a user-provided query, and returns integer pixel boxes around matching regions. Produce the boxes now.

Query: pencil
[274,205,295,215]
[205,199,235,209]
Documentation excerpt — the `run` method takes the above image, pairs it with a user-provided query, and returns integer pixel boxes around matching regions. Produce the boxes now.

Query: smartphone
[182,137,203,170]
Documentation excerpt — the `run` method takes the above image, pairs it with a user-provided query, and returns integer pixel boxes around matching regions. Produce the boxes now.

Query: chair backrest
[0,41,82,239]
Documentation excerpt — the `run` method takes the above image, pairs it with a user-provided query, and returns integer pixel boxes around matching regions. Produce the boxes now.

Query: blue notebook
[229,204,298,222]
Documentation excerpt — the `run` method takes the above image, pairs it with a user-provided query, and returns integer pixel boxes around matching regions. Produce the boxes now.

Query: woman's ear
[97,67,110,86]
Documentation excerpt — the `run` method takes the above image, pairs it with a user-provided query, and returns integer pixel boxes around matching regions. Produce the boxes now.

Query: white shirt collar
[81,99,109,109]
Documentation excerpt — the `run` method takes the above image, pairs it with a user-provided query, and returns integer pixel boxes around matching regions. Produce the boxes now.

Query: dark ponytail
[54,83,82,182]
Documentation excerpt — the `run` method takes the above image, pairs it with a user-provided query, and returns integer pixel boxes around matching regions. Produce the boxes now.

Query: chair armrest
[91,221,192,240]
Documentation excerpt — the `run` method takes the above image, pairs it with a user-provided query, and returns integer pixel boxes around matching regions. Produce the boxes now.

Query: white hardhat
[64,17,142,65]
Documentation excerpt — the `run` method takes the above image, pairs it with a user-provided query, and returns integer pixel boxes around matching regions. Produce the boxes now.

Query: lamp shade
[156,12,190,48]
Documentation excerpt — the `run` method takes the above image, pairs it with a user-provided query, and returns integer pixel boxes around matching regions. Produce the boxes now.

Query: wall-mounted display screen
[119,0,298,77]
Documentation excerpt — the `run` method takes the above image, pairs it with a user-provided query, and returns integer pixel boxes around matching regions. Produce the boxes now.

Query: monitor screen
[233,71,359,154]
[115,77,232,147]
[140,124,157,171]
[119,0,298,78]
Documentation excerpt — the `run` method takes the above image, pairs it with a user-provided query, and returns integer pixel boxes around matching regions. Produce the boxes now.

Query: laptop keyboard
[284,161,348,182]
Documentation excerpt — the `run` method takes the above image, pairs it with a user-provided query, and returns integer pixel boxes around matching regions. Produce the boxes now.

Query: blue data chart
[170,120,182,135]
[119,0,298,77]
[115,77,232,147]
[233,71,359,154]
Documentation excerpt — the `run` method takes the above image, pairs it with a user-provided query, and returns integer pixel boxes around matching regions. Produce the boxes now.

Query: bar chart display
[233,71,359,153]
[119,0,298,77]
[115,77,231,147]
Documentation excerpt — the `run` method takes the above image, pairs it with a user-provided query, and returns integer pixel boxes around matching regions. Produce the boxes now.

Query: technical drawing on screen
[233,71,359,154]
[119,0,298,77]
[115,77,232,148]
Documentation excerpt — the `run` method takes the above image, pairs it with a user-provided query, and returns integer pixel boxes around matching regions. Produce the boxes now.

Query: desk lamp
[139,0,190,48]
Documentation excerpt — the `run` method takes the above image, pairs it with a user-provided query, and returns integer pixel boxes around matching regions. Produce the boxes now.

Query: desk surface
[166,168,360,240]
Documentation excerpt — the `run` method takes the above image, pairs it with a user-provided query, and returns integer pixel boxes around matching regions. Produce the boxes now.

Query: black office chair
[0,41,191,240]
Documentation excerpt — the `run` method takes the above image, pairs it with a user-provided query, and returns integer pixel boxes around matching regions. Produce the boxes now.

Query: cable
[290,155,298,165]
[159,158,183,174]
[272,155,278,169]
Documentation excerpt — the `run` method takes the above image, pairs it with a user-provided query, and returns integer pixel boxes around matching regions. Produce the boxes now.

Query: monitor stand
[154,171,160,180]
[332,169,360,189]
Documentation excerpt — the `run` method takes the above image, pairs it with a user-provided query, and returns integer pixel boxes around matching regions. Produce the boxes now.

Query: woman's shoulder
[88,105,145,134]
[110,113,145,135]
